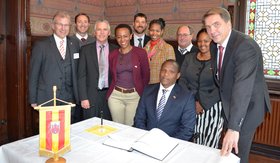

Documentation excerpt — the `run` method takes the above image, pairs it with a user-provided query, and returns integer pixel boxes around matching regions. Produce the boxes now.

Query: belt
[115,86,135,93]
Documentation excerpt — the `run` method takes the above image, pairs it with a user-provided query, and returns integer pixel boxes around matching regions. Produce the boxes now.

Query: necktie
[157,89,168,120]
[218,46,224,77]
[98,45,106,89]
[81,38,86,42]
[179,48,186,55]
[59,39,65,59]
[138,38,143,48]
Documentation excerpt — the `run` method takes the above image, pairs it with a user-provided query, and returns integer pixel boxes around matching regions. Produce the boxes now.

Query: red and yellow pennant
[38,105,71,157]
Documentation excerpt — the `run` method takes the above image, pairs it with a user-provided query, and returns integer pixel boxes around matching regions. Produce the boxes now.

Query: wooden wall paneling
[253,98,280,147]
[5,0,28,141]
[0,0,8,145]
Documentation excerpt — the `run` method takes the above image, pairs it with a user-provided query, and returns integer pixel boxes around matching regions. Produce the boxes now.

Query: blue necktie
[157,89,168,120]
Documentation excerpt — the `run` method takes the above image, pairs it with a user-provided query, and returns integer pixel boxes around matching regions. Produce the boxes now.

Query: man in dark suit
[134,59,196,141]
[130,13,150,48]
[29,11,80,122]
[175,25,198,67]
[70,13,95,47]
[203,7,271,163]
[78,19,118,120]
[70,13,96,122]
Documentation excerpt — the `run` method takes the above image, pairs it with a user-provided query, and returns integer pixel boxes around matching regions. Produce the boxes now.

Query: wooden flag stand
[34,86,75,163]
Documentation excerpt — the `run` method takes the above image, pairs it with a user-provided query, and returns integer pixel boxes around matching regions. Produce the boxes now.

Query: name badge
[74,53,79,59]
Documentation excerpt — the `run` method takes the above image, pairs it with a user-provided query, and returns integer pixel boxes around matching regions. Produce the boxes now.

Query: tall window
[246,0,280,79]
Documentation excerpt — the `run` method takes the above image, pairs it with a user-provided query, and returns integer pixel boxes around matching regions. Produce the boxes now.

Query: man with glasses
[175,25,198,67]
[29,11,80,123]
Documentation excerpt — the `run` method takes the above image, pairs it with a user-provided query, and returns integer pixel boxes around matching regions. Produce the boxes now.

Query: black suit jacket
[29,35,80,104]
[175,45,199,67]
[78,41,118,106]
[134,83,196,141]
[130,34,151,47]
[210,29,271,132]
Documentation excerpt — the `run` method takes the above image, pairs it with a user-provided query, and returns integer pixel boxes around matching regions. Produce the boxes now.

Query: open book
[103,128,179,161]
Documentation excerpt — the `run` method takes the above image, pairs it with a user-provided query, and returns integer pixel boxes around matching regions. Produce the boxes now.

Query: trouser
[108,89,140,126]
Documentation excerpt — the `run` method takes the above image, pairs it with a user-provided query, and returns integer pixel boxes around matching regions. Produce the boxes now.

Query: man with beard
[131,13,151,48]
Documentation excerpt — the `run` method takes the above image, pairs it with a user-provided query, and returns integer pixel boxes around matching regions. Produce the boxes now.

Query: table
[0,118,240,163]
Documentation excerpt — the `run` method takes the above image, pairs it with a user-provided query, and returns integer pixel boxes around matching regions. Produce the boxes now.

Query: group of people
[29,7,271,163]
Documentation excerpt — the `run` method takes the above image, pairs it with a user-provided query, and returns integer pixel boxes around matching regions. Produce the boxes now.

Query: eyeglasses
[177,34,191,37]
[54,23,71,28]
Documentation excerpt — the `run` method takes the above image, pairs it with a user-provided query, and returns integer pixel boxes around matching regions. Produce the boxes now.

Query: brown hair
[202,7,231,25]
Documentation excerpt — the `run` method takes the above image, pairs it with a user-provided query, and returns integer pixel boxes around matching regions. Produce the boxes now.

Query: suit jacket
[106,46,150,98]
[78,41,118,105]
[70,34,95,48]
[29,35,80,104]
[210,29,271,132]
[130,34,151,47]
[175,45,199,67]
[133,83,196,141]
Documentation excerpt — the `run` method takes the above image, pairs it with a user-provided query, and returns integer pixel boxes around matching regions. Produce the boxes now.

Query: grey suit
[78,41,118,120]
[210,29,271,162]
[29,35,80,105]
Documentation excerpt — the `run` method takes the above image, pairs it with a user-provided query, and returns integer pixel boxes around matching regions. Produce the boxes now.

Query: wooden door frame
[0,0,33,144]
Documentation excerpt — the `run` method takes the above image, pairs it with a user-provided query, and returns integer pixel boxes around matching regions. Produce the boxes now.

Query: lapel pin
[173,96,176,99]
[134,65,138,68]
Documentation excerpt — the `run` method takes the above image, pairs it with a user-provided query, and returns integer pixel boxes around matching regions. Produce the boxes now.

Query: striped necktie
[156,89,168,120]
[59,39,65,59]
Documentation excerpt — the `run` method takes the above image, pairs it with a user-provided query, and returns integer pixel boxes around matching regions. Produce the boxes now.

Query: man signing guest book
[133,59,196,141]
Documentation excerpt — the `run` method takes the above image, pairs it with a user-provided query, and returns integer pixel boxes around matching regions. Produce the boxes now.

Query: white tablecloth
[0,118,240,163]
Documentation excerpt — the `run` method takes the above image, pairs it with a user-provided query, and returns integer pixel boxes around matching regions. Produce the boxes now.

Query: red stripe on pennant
[58,110,65,150]
[46,111,52,151]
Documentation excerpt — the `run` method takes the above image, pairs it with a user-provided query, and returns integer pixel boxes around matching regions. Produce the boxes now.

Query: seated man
[133,59,196,141]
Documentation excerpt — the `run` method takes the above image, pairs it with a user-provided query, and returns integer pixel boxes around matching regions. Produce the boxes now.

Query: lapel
[159,84,179,122]
[152,84,161,118]
[130,35,135,46]
[210,41,219,86]
[49,36,63,72]
[91,42,99,72]
[220,30,236,83]
[67,36,76,71]
[143,35,150,47]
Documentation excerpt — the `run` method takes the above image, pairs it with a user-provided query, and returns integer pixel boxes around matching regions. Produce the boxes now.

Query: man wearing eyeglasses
[29,11,80,123]
[175,25,198,67]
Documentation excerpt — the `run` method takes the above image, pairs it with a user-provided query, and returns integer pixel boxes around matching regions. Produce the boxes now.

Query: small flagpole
[53,86,57,107]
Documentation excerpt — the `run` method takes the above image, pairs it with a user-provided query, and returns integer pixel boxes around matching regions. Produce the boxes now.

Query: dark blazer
[78,42,118,104]
[175,45,199,67]
[133,83,196,141]
[29,35,80,104]
[70,34,95,48]
[179,52,220,111]
[210,29,271,132]
[106,46,150,98]
[130,34,151,47]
